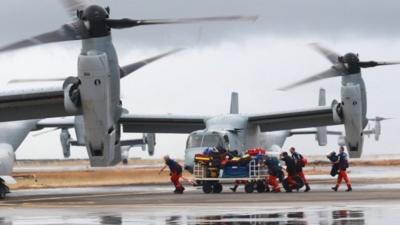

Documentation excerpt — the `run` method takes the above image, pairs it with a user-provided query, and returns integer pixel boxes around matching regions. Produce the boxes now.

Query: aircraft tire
[245,182,254,193]
[202,182,213,194]
[256,181,266,193]
[212,183,223,193]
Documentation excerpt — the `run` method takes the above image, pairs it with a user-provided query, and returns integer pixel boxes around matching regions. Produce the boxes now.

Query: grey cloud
[0,0,400,49]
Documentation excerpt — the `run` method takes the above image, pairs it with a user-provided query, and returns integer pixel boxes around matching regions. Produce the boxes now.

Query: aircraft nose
[184,147,204,172]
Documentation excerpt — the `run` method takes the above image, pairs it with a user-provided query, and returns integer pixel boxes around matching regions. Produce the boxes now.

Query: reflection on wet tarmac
[186,212,306,225]
[100,215,122,225]
[0,217,12,225]
[332,210,364,225]
[167,210,365,225]
[0,208,390,225]
[166,216,182,225]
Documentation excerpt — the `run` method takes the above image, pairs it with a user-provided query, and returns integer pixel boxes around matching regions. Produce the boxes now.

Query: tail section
[364,116,391,141]
[230,92,239,114]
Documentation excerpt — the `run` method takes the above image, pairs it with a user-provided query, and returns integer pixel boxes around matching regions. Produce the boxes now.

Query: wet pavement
[1,183,400,224]
[3,166,400,224]
[1,204,399,224]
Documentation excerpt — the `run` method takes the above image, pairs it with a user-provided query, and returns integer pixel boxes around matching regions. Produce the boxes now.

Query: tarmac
[1,184,400,224]
[2,166,400,224]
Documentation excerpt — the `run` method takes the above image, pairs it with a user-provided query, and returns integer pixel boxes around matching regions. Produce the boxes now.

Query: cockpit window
[202,134,223,148]
[187,134,203,148]
[187,133,226,149]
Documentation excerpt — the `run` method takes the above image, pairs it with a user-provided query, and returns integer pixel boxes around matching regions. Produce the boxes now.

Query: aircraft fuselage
[184,114,289,171]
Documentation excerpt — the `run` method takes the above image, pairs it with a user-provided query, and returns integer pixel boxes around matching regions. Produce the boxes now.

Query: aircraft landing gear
[0,180,10,200]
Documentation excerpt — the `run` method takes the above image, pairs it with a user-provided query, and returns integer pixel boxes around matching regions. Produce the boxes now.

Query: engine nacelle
[0,144,14,176]
[78,51,119,167]
[145,133,156,156]
[316,127,327,146]
[60,129,71,158]
[374,120,381,141]
[341,84,364,158]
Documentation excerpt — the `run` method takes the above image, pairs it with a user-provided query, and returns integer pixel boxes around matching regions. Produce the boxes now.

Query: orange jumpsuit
[335,152,351,190]
[166,159,183,191]
[336,169,351,188]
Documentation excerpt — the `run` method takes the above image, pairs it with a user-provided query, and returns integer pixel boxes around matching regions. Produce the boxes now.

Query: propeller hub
[79,5,110,38]
[340,53,360,74]
[341,53,359,64]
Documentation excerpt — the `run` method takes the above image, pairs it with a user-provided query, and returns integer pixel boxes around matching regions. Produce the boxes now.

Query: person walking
[159,155,185,194]
[264,154,282,192]
[332,147,352,192]
[280,152,298,192]
[290,147,310,192]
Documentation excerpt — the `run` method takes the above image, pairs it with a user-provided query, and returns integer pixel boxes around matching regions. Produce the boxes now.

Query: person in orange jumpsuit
[290,147,310,192]
[332,147,352,192]
[159,155,185,194]
[264,154,282,192]
[280,152,298,192]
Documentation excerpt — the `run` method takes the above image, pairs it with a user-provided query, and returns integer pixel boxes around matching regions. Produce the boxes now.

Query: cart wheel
[244,182,254,193]
[256,181,266,193]
[212,183,223,193]
[202,182,213,194]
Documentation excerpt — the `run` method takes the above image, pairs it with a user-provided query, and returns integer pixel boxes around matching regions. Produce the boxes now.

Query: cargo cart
[193,160,269,193]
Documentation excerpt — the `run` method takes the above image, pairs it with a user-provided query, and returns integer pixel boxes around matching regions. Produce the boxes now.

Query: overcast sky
[0,0,399,159]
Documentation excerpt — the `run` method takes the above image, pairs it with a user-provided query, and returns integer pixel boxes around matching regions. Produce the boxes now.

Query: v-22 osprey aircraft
[0,2,257,199]
[117,44,397,171]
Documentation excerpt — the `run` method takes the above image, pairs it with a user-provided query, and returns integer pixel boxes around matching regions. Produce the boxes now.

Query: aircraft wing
[0,87,77,122]
[36,116,75,129]
[248,106,342,132]
[119,114,207,134]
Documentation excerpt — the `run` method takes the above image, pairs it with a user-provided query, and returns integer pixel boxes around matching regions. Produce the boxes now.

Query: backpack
[296,153,307,167]
[299,157,308,167]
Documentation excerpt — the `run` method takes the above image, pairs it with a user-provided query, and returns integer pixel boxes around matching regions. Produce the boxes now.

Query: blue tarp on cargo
[222,165,249,178]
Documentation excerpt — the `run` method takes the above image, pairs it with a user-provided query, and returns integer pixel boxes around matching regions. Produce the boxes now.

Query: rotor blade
[120,48,184,78]
[278,67,342,91]
[358,61,400,68]
[60,0,90,19]
[32,128,60,137]
[309,43,341,64]
[8,78,67,84]
[0,22,88,53]
[106,15,258,29]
